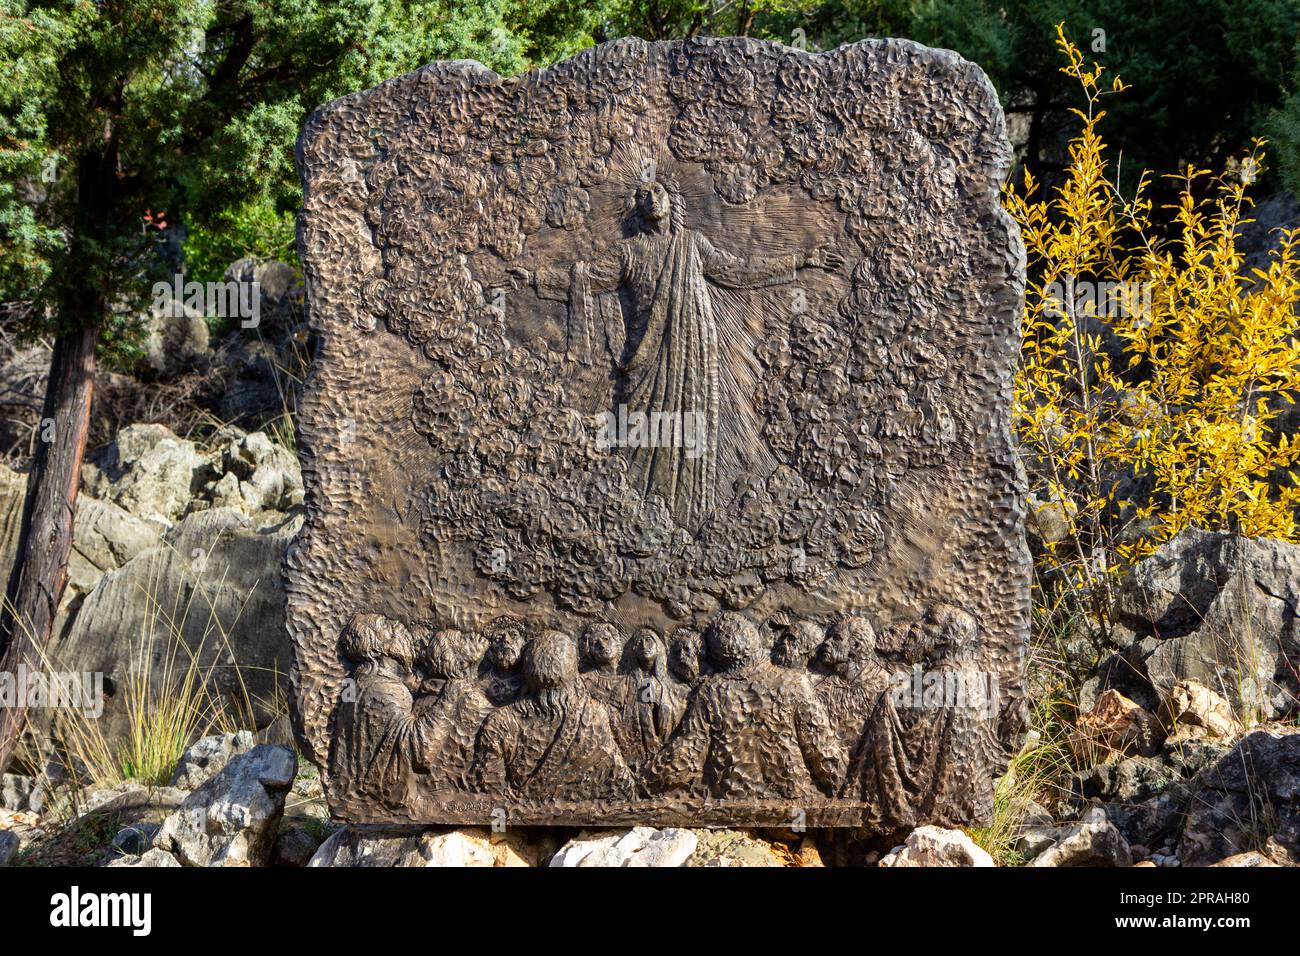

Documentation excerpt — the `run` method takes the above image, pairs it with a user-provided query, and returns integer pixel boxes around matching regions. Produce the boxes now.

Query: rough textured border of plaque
[290,36,1028,827]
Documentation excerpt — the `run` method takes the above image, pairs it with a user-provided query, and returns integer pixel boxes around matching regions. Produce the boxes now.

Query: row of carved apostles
[329,605,1006,826]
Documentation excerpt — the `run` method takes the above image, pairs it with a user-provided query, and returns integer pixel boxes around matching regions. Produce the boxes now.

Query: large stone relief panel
[290,36,1028,827]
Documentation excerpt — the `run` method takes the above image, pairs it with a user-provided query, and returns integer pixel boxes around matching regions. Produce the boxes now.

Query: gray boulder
[307,827,427,867]
[272,825,325,867]
[1016,823,1072,862]
[49,508,300,746]
[1,774,46,814]
[106,847,182,868]
[552,827,698,868]
[154,744,296,866]
[141,293,211,378]
[212,337,286,425]
[1026,491,1075,547]
[1027,808,1132,867]
[207,431,303,514]
[1111,529,1300,719]
[1069,755,1193,849]
[306,826,548,867]
[877,825,995,867]
[223,258,304,335]
[1237,192,1300,276]
[1179,728,1300,866]
[66,494,160,595]
[0,464,160,628]
[211,259,308,425]
[82,424,212,527]
[684,829,788,867]
[0,829,18,866]
[169,730,257,790]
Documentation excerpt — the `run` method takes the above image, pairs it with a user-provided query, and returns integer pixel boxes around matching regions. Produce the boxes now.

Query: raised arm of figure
[525,245,626,300]
[701,235,843,289]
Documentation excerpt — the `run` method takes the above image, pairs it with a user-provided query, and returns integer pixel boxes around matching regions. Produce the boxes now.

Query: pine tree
[0,0,609,773]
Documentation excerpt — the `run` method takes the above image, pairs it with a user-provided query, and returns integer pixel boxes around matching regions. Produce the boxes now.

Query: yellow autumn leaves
[1009,25,1300,606]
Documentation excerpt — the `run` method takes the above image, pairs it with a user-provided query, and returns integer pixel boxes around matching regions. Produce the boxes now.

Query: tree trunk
[0,324,97,774]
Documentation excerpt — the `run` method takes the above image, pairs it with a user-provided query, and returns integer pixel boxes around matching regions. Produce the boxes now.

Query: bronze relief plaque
[290,36,1028,827]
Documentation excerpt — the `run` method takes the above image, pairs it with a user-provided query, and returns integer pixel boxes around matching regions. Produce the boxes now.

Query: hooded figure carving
[854,606,1001,827]
[329,613,435,809]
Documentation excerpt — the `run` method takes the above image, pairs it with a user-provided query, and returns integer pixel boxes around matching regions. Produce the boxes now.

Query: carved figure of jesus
[511,179,841,533]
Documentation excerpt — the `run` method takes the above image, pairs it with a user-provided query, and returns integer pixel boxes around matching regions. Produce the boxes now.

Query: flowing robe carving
[413,677,493,792]
[470,690,635,801]
[608,670,687,767]
[816,658,892,773]
[330,668,437,809]
[853,663,1001,827]
[538,229,802,532]
[642,664,846,800]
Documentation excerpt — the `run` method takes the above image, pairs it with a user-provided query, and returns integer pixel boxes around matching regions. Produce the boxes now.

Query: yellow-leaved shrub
[1009,25,1300,629]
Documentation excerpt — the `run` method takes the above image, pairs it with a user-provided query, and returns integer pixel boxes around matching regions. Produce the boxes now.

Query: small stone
[1028,810,1132,867]
[307,827,425,867]
[794,836,825,867]
[1016,825,1069,861]
[485,829,552,867]
[417,829,496,867]
[548,829,627,867]
[1027,491,1076,545]
[2,773,46,814]
[878,826,995,867]
[1072,690,1164,762]
[110,822,160,856]
[141,293,211,378]
[624,829,698,867]
[273,826,324,867]
[684,829,786,867]
[106,847,182,868]
[214,431,303,513]
[169,730,257,790]
[1160,680,1243,741]
[549,827,697,867]
[1210,852,1281,867]
[0,830,18,866]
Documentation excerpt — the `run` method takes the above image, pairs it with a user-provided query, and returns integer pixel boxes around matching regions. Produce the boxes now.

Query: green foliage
[611,0,1300,195]
[5,0,1299,358]
[0,0,610,359]
[0,2,79,303]
[1269,55,1300,196]
[181,197,298,286]
[606,0,818,41]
